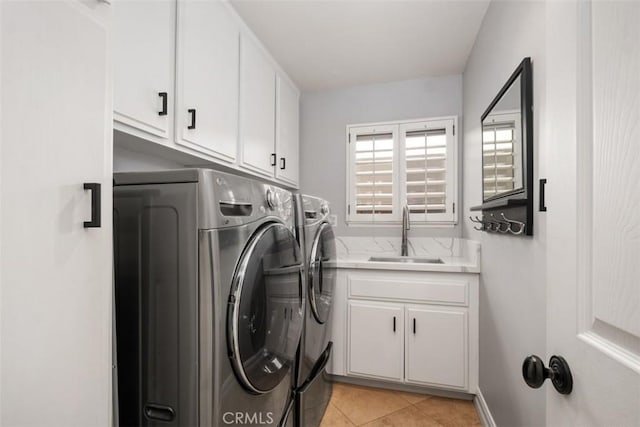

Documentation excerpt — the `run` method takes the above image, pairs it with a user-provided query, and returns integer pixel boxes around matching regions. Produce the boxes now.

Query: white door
[113,0,175,139]
[405,306,467,389]
[275,74,300,187]
[348,301,403,381]
[546,1,640,425]
[0,1,113,425]
[176,0,238,162]
[239,34,277,178]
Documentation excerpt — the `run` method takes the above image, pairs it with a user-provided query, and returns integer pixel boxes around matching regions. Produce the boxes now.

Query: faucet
[401,204,410,256]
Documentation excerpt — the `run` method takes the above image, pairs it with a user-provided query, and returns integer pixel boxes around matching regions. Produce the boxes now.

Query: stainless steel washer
[292,194,337,427]
[114,169,304,426]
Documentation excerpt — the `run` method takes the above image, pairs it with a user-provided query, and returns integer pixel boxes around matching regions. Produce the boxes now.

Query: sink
[368,256,444,264]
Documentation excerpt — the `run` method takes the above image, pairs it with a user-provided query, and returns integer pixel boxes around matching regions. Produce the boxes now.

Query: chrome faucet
[401,204,410,256]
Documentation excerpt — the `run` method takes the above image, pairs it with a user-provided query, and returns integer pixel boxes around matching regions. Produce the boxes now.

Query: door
[176,0,238,162]
[227,222,304,394]
[239,34,277,178]
[0,1,112,425]
[275,74,300,186]
[546,1,640,425]
[113,0,175,139]
[308,222,337,325]
[348,301,403,381]
[405,306,467,389]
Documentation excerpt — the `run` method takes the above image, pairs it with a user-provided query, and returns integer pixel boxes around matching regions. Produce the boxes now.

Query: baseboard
[474,388,497,427]
[329,374,474,401]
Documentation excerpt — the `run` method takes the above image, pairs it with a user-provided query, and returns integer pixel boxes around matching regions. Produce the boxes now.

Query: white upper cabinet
[112,0,300,187]
[239,34,277,178]
[176,0,239,163]
[275,75,300,186]
[114,0,175,140]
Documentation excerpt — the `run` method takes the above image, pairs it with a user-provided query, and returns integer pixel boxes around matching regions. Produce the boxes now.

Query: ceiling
[230,0,490,92]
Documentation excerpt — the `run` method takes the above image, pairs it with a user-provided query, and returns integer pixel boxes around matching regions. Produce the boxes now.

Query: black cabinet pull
[83,183,101,228]
[539,179,547,211]
[413,318,416,334]
[158,92,168,116]
[271,153,276,166]
[393,316,396,332]
[280,157,286,170]
[187,108,196,130]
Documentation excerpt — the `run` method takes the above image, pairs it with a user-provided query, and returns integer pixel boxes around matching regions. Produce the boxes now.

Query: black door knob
[522,355,573,395]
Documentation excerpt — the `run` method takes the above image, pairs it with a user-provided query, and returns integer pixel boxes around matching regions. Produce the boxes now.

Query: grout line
[330,402,356,426]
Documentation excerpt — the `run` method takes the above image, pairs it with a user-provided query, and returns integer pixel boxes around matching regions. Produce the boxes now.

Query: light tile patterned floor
[320,383,481,427]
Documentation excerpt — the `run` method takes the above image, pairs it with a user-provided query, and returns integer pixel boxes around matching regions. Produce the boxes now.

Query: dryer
[114,169,304,426]
[293,195,337,427]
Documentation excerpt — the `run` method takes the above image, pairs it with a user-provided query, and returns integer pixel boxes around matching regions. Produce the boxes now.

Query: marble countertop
[334,237,481,274]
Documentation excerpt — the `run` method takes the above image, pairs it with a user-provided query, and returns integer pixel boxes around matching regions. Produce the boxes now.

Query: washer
[293,194,337,427]
[114,169,304,426]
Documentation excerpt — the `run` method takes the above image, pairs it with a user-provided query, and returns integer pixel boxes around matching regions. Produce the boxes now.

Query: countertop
[334,237,481,274]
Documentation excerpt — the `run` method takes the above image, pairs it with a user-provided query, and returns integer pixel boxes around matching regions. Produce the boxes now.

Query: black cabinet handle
[539,179,547,211]
[413,318,416,334]
[280,157,286,170]
[393,316,396,332]
[187,108,196,130]
[522,355,573,394]
[271,153,276,167]
[83,183,101,228]
[158,92,168,116]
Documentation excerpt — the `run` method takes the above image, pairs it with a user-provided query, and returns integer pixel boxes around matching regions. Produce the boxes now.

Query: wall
[462,1,546,426]
[113,143,184,172]
[300,75,463,237]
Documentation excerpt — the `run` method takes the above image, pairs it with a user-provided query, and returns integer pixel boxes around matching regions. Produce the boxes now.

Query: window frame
[346,116,458,226]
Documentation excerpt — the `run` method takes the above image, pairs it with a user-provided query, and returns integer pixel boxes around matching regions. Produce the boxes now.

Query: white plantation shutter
[400,119,456,222]
[348,124,400,221]
[347,118,457,224]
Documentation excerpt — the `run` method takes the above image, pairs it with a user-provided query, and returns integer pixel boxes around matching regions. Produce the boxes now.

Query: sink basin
[368,256,444,264]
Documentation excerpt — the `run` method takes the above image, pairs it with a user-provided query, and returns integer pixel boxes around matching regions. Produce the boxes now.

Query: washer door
[308,222,336,324]
[228,222,304,394]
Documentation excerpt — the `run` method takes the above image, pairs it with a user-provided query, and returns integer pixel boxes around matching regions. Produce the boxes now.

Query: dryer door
[308,223,337,324]
[228,222,304,394]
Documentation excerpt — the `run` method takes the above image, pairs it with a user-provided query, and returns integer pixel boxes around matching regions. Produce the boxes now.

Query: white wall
[300,75,463,237]
[113,144,184,172]
[462,1,546,426]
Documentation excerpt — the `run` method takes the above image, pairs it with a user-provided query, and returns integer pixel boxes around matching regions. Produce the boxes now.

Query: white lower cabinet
[348,301,404,381]
[335,269,478,394]
[405,306,467,388]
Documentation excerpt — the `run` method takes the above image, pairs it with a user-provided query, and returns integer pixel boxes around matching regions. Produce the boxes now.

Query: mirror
[481,58,532,203]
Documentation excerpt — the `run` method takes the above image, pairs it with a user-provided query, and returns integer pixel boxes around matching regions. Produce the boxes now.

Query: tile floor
[320,382,481,427]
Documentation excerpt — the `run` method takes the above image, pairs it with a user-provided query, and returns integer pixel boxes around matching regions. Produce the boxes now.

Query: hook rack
[468,209,528,236]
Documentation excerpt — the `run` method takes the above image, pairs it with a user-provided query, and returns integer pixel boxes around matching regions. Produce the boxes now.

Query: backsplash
[335,236,480,261]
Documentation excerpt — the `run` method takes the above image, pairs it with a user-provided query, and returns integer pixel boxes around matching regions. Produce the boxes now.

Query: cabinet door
[176,0,238,162]
[1,1,112,424]
[405,307,467,389]
[114,0,175,139]
[275,75,300,186]
[348,301,403,381]
[239,34,276,178]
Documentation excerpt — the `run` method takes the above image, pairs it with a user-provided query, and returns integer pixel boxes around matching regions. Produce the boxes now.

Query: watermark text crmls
[222,411,274,425]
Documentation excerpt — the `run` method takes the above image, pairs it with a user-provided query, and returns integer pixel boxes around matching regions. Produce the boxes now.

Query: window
[347,117,457,225]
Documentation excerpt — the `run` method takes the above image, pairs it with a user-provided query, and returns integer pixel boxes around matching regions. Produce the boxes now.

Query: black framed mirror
[482,57,532,203]
[471,57,534,236]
